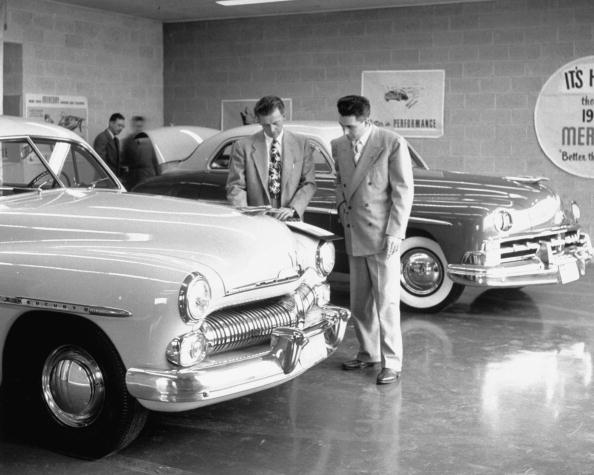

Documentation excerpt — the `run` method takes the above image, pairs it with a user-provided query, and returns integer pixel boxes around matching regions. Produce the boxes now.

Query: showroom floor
[1,272,593,474]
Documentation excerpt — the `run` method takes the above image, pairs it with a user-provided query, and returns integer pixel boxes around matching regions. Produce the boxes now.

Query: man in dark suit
[93,112,126,181]
[226,96,316,221]
[332,95,414,385]
[121,116,159,189]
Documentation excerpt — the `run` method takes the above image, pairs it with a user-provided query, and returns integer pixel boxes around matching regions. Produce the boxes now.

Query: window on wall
[3,42,23,116]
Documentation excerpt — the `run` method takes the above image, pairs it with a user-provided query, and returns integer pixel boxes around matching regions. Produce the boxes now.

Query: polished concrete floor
[1,272,594,474]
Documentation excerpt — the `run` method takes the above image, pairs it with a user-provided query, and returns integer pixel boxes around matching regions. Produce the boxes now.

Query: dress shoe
[342,359,379,370]
[376,368,400,385]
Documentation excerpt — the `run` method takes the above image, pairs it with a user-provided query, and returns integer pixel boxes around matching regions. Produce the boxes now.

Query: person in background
[121,116,158,189]
[93,112,126,181]
[226,95,316,221]
[332,94,414,385]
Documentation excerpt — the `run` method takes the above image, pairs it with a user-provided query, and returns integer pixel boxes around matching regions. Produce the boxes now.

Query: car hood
[0,190,298,293]
[412,169,565,231]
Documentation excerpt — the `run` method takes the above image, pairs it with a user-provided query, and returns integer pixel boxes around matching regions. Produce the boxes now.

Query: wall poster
[535,56,594,179]
[24,94,88,139]
[221,98,293,130]
[361,70,445,138]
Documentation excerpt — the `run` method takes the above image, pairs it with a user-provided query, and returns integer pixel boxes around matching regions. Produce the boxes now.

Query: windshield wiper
[0,185,47,195]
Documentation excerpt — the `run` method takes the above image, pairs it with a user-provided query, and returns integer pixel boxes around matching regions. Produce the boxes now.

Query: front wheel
[7,318,147,458]
[400,236,464,313]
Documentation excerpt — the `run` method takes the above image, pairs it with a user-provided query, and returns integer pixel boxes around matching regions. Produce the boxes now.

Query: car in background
[138,125,219,174]
[0,116,349,457]
[133,121,593,313]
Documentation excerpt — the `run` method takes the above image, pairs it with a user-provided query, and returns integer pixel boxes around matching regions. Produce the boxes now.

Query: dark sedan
[133,121,593,312]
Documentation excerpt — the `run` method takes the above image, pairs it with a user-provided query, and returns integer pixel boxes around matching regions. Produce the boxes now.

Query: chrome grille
[201,283,317,354]
[500,229,582,263]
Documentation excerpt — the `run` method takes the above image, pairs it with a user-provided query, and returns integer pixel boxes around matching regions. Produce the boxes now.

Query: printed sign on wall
[361,70,445,138]
[221,98,293,130]
[25,94,88,139]
[535,56,594,179]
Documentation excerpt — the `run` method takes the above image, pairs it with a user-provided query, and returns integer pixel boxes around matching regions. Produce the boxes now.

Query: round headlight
[571,201,581,222]
[493,210,513,232]
[178,272,211,324]
[316,240,335,276]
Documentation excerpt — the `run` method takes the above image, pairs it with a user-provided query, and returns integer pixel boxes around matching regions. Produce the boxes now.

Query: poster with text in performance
[362,70,444,138]
[25,94,88,140]
[535,56,594,179]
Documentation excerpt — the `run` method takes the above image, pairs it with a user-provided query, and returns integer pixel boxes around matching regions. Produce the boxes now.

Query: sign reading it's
[535,56,594,178]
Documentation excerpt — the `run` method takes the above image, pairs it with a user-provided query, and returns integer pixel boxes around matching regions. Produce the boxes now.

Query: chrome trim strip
[0,296,132,317]
[225,274,300,296]
[408,217,454,226]
[306,206,338,215]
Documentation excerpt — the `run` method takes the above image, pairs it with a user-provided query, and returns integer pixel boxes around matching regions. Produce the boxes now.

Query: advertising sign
[535,56,594,178]
[361,70,444,138]
[25,94,88,139]
[221,98,292,130]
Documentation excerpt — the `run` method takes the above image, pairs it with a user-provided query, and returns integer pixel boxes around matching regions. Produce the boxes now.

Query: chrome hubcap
[401,248,444,296]
[41,345,105,428]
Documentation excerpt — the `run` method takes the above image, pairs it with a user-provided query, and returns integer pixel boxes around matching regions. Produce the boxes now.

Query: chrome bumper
[448,244,592,287]
[125,305,350,412]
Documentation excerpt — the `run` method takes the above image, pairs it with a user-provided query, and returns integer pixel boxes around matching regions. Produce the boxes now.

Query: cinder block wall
[164,0,594,236]
[5,0,163,141]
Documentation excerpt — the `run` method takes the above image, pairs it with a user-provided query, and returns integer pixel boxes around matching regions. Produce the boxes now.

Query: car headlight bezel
[178,272,212,324]
[316,240,335,276]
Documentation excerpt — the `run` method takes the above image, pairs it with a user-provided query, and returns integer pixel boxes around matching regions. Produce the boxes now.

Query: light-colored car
[139,125,219,173]
[133,121,593,312]
[0,116,349,458]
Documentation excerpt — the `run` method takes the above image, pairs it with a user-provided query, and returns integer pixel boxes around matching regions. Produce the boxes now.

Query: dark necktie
[268,139,281,198]
[114,136,120,167]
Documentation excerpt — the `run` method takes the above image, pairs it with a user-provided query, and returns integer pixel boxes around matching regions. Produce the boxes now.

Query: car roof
[0,115,84,141]
[142,125,220,163]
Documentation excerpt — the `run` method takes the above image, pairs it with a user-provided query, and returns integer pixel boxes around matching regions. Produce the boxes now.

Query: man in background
[121,116,158,189]
[93,112,126,181]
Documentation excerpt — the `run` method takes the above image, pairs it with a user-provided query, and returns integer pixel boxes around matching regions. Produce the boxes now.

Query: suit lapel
[250,131,270,198]
[346,127,383,200]
[281,131,296,195]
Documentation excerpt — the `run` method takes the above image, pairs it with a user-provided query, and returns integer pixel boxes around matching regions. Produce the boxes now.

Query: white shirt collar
[353,124,372,148]
[264,130,283,150]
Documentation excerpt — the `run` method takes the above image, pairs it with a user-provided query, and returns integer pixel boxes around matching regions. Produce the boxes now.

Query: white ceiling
[52,0,489,22]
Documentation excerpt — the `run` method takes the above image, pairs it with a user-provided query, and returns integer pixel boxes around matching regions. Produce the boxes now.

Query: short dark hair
[336,95,370,119]
[254,96,285,118]
[131,115,145,122]
[109,112,125,122]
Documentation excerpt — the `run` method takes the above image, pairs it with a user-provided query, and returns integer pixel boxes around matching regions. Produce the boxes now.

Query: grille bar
[202,284,317,354]
[500,230,581,263]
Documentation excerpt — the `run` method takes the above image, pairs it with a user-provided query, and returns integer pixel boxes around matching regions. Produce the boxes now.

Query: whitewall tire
[400,236,464,313]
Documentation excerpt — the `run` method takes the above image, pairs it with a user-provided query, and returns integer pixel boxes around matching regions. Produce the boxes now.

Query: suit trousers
[348,251,402,371]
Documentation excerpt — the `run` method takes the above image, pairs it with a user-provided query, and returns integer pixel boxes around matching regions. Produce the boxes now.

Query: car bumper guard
[125,305,350,412]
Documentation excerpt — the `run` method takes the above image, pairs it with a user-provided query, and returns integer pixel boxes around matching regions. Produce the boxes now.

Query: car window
[0,139,59,191]
[308,139,332,173]
[32,139,119,189]
[210,141,233,170]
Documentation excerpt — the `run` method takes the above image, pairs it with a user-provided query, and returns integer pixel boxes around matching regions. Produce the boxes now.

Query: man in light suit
[93,112,126,181]
[332,95,414,385]
[226,96,316,221]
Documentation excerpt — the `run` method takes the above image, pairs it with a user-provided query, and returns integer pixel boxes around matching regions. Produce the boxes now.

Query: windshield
[0,137,119,196]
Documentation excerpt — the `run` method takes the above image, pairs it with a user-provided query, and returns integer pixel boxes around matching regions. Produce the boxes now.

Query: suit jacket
[93,129,120,175]
[226,129,316,219]
[332,125,414,257]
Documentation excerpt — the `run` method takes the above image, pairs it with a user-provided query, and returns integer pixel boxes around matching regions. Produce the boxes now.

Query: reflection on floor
[2,272,594,474]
